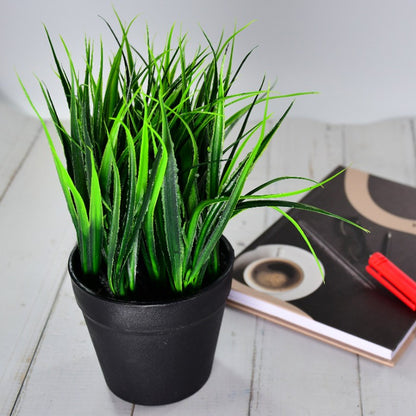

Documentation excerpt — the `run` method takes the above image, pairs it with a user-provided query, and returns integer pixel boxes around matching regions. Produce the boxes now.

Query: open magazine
[228,167,416,365]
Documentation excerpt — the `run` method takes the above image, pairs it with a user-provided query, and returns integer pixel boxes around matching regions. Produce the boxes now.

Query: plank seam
[247,317,259,416]
[0,124,43,203]
[341,124,347,166]
[356,356,364,416]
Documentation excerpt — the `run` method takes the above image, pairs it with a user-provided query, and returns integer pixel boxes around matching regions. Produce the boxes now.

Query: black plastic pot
[68,237,234,405]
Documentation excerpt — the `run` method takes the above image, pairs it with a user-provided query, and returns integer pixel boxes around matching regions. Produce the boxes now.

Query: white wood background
[1,96,416,415]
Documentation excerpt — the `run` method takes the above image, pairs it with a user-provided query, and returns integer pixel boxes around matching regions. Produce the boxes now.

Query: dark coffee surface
[250,260,303,291]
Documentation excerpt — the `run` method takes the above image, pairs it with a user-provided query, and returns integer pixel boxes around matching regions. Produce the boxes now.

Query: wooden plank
[248,320,362,416]
[358,342,416,416]
[0,100,41,200]
[344,118,416,415]
[0,123,76,415]
[267,118,344,184]
[343,117,416,185]
[245,118,362,415]
[12,277,134,416]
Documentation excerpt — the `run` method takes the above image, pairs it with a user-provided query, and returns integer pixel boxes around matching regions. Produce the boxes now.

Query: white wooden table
[2,96,416,415]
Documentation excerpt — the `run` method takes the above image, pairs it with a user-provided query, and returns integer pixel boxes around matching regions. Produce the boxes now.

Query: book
[227,167,416,366]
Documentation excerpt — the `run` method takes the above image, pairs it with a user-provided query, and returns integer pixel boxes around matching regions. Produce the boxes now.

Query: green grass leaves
[22,13,360,299]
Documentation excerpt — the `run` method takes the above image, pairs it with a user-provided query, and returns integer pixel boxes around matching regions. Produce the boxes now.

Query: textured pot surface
[68,237,234,405]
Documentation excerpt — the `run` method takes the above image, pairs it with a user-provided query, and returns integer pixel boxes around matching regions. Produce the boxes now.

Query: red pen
[366,252,416,311]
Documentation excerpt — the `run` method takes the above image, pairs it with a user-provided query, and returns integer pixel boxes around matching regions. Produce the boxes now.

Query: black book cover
[230,167,416,361]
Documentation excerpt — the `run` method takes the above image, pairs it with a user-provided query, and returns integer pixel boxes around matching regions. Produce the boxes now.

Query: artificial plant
[20,14,363,299]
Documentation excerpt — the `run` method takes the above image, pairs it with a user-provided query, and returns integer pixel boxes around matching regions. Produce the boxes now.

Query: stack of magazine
[228,167,416,365]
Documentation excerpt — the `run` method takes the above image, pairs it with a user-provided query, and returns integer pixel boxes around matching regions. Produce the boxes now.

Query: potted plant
[20,13,362,405]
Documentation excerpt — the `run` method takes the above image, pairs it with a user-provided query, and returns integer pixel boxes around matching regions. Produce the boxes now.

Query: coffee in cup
[243,257,304,293]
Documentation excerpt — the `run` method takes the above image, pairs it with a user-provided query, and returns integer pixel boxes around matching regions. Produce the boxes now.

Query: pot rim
[68,236,235,307]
